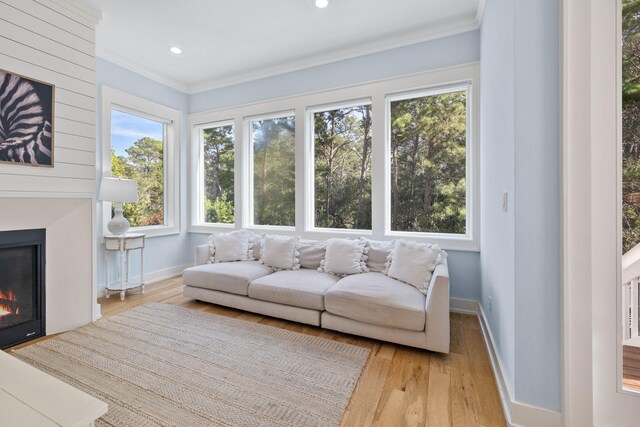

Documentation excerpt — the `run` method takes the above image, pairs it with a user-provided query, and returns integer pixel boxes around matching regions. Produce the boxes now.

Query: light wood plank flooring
[16,277,507,426]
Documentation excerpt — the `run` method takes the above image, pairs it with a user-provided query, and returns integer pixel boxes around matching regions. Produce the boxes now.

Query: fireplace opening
[0,229,45,349]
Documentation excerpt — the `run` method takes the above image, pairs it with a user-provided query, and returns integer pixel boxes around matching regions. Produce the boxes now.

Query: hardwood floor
[27,276,508,426]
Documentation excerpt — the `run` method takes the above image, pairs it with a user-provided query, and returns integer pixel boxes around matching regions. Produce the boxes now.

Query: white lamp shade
[99,177,138,203]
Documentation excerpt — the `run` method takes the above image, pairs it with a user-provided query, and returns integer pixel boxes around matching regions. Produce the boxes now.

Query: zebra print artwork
[0,69,54,166]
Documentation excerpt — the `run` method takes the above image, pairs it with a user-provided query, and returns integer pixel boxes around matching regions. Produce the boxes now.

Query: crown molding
[186,16,480,94]
[476,0,486,26]
[96,46,189,93]
[96,14,480,96]
[43,0,102,25]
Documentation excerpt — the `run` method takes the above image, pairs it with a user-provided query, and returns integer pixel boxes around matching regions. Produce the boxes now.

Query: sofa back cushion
[359,238,394,273]
[297,240,326,269]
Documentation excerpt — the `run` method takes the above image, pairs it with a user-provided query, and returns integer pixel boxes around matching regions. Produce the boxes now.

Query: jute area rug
[11,303,370,427]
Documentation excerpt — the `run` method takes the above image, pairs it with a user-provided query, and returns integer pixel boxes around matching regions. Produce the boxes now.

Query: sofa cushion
[183,261,273,296]
[249,269,340,310]
[325,272,426,331]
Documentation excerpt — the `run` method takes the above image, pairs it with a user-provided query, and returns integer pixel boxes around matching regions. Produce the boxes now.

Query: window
[102,87,180,237]
[110,109,165,227]
[188,65,478,250]
[249,114,295,227]
[311,103,372,230]
[388,86,468,235]
[202,123,235,224]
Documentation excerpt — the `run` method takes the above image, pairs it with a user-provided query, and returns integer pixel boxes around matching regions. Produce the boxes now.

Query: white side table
[104,233,145,301]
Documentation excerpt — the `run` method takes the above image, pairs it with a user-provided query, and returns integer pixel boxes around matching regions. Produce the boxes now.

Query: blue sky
[111,109,163,156]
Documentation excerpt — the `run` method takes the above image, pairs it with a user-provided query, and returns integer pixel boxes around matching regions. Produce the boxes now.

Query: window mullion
[295,106,307,234]
[236,117,249,229]
[371,93,387,239]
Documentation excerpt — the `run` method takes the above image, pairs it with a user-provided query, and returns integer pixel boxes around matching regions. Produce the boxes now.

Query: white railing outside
[623,278,640,341]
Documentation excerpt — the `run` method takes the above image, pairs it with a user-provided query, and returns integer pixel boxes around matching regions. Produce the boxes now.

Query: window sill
[102,225,180,240]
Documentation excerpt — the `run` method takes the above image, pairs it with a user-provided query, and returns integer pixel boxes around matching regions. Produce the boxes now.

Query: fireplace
[0,229,45,349]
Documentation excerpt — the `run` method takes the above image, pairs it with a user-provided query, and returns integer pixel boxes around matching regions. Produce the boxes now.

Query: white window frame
[385,83,474,242]
[188,62,480,251]
[192,120,236,229]
[306,98,373,234]
[246,110,297,230]
[101,86,181,238]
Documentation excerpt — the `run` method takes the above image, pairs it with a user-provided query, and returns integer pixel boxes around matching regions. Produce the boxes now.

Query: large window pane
[313,105,372,229]
[110,109,165,227]
[390,89,467,234]
[251,115,295,226]
[203,124,234,224]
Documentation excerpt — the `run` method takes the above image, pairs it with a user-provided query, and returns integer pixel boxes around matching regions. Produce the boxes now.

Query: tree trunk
[357,107,371,228]
[391,143,399,230]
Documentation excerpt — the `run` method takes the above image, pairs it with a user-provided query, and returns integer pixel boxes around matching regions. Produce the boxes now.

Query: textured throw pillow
[319,238,368,276]
[297,240,327,269]
[359,238,394,272]
[385,240,443,294]
[207,230,251,263]
[260,234,300,271]
[248,231,262,260]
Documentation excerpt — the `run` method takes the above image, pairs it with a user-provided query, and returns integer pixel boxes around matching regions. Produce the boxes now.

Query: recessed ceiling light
[168,46,182,55]
[314,0,328,8]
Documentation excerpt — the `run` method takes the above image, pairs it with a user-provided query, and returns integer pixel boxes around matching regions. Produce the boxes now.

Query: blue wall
[96,30,483,301]
[190,30,480,113]
[480,0,561,412]
[480,0,516,397]
[96,58,192,292]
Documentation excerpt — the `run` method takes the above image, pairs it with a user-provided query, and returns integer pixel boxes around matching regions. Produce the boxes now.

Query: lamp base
[108,202,130,235]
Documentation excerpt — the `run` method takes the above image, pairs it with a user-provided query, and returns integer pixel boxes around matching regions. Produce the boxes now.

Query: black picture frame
[0,69,55,167]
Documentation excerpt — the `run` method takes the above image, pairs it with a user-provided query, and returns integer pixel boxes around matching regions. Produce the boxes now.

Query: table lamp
[99,177,138,235]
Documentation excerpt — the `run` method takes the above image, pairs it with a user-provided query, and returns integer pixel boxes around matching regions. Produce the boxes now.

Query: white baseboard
[450,297,480,314]
[98,263,191,298]
[477,305,563,427]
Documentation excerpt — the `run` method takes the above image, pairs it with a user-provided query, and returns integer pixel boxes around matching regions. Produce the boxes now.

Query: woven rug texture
[11,303,370,427]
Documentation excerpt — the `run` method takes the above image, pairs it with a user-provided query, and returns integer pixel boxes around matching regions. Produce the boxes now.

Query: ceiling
[89,0,483,94]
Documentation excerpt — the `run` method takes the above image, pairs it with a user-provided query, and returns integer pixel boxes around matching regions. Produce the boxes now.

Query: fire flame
[0,289,17,318]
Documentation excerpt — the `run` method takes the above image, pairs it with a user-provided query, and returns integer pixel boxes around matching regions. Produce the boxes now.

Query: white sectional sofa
[183,241,450,353]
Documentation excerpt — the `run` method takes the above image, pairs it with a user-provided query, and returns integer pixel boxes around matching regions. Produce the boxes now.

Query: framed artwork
[0,69,55,167]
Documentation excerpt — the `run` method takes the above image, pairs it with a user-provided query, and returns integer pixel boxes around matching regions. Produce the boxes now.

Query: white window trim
[191,120,236,228]
[246,111,297,230]
[188,62,480,251]
[306,98,373,233]
[385,83,474,241]
[101,86,181,239]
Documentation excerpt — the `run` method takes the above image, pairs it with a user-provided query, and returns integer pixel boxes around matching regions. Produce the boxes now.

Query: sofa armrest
[424,262,450,353]
[195,244,210,266]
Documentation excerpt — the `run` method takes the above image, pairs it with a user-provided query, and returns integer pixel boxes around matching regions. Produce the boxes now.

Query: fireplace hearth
[0,229,45,349]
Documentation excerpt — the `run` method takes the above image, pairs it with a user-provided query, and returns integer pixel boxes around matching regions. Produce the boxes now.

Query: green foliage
[314,106,372,229]
[252,117,296,226]
[203,125,234,223]
[624,0,640,252]
[205,192,234,223]
[390,91,467,234]
[110,137,164,227]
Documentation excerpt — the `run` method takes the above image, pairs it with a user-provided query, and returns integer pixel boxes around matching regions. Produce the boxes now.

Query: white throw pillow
[385,240,443,294]
[207,230,251,263]
[319,238,368,276]
[359,238,394,273]
[260,234,300,271]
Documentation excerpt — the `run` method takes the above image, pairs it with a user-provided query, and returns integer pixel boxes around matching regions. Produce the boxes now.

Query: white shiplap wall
[0,0,100,195]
